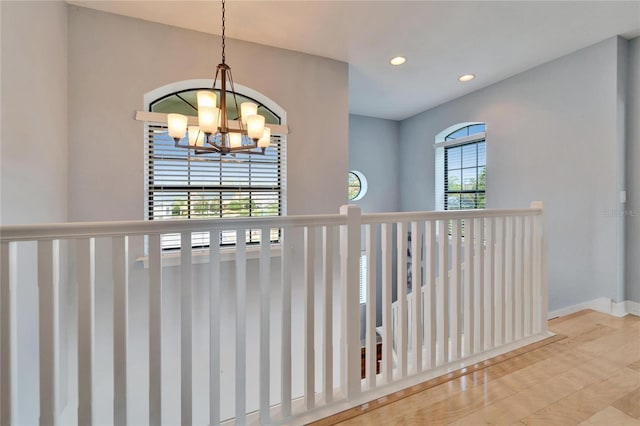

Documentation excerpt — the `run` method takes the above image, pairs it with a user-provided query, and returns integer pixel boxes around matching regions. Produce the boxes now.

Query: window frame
[348,170,368,202]
[144,86,285,250]
[434,123,486,211]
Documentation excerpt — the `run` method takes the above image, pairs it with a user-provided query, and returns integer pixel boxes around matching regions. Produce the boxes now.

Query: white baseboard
[623,300,640,316]
[548,297,640,319]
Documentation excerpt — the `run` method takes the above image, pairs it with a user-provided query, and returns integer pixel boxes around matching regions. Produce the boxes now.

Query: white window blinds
[146,124,284,249]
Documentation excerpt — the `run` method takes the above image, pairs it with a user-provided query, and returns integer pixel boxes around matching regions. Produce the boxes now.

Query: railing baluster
[38,239,59,426]
[530,203,542,334]
[322,226,334,403]
[280,227,292,418]
[531,201,547,334]
[260,227,271,423]
[148,234,162,426]
[437,220,449,365]
[484,218,494,350]
[304,226,316,410]
[181,232,193,426]
[1,242,17,426]
[515,217,523,340]
[340,205,361,401]
[494,218,505,346]
[77,238,96,426]
[425,221,436,368]
[236,229,247,424]
[381,224,393,381]
[450,219,462,361]
[410,221,423,373]
[366,224,378,387]
[463,218,474,357]
[473,218,484,354]
[396,221,408,377]
[524,217,533,336]
[113,236,129,426]
[209,231,221,426]
[505,217,515,343]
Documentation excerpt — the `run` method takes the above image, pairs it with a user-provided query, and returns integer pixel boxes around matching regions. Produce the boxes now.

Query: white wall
[67,6,348,221]
[627,37,640,303]
[1,2,69,424]
[399,37,625,312]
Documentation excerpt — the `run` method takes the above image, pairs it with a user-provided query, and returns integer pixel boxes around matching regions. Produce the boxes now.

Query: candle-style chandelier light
[167,0,270,155]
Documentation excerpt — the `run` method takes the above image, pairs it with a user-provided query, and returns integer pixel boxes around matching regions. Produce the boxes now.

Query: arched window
[435,123,486,210]
[145,84,285,249]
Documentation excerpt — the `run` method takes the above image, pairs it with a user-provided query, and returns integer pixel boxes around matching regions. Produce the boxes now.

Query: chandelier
[167,0,270,155]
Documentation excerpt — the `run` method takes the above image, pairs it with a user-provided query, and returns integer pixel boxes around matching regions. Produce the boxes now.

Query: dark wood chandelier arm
[135,111,288,135]
[226,66,245,133]
[173,138,222,153]
[218,64,229,133]
[228,141,259,151]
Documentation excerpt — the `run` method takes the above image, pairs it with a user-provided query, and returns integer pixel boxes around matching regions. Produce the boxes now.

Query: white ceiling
[68,1,640,121]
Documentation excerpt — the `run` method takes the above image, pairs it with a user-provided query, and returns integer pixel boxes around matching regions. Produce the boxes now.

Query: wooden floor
[313,310,640,426]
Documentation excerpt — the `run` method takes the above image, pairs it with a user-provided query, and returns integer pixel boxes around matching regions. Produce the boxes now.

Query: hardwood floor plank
[579,406,639,426]
[612,387,640,419]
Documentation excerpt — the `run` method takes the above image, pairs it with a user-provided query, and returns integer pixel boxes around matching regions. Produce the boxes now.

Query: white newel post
[340,205,361,401]
[530,201,547,333]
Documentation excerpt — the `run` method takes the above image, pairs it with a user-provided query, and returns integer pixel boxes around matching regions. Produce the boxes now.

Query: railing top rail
[0,214,347,242]
[0,206,543,242]
[361,207,542,225]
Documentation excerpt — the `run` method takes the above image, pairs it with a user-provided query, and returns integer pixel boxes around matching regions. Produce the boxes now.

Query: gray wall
[67,5,348,221]
[399,37,625,312]
[348,114,400,212]
[348,114,401,326]
[627,37,640,303]
[1,0,68,225]
[1,2,69,424]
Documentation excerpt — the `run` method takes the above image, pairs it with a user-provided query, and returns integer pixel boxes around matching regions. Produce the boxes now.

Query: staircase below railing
[0,203,549,425]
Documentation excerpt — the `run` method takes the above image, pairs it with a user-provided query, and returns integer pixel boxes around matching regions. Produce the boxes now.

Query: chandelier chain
[221,0,226,64]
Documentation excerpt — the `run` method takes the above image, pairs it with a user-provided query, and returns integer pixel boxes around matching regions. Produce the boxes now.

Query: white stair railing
[0,202,548,425]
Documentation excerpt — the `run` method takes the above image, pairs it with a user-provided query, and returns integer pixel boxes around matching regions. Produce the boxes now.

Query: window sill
[136,244,282,269]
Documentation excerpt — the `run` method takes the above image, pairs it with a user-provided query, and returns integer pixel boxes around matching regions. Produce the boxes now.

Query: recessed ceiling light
[390,56,406,66]
[458,74,475,82]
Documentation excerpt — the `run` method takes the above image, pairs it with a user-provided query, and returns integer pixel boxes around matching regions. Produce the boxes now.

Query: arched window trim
[143,79,287,124]
[434,121,486,148]
[149,88,281,125]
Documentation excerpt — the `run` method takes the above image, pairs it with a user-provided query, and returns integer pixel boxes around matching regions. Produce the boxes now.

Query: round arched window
[348,170,368,201]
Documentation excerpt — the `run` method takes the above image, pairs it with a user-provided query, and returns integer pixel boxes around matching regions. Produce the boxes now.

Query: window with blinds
[146,88,284,250]
[435,123,486,211]
[445,140,486,210]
